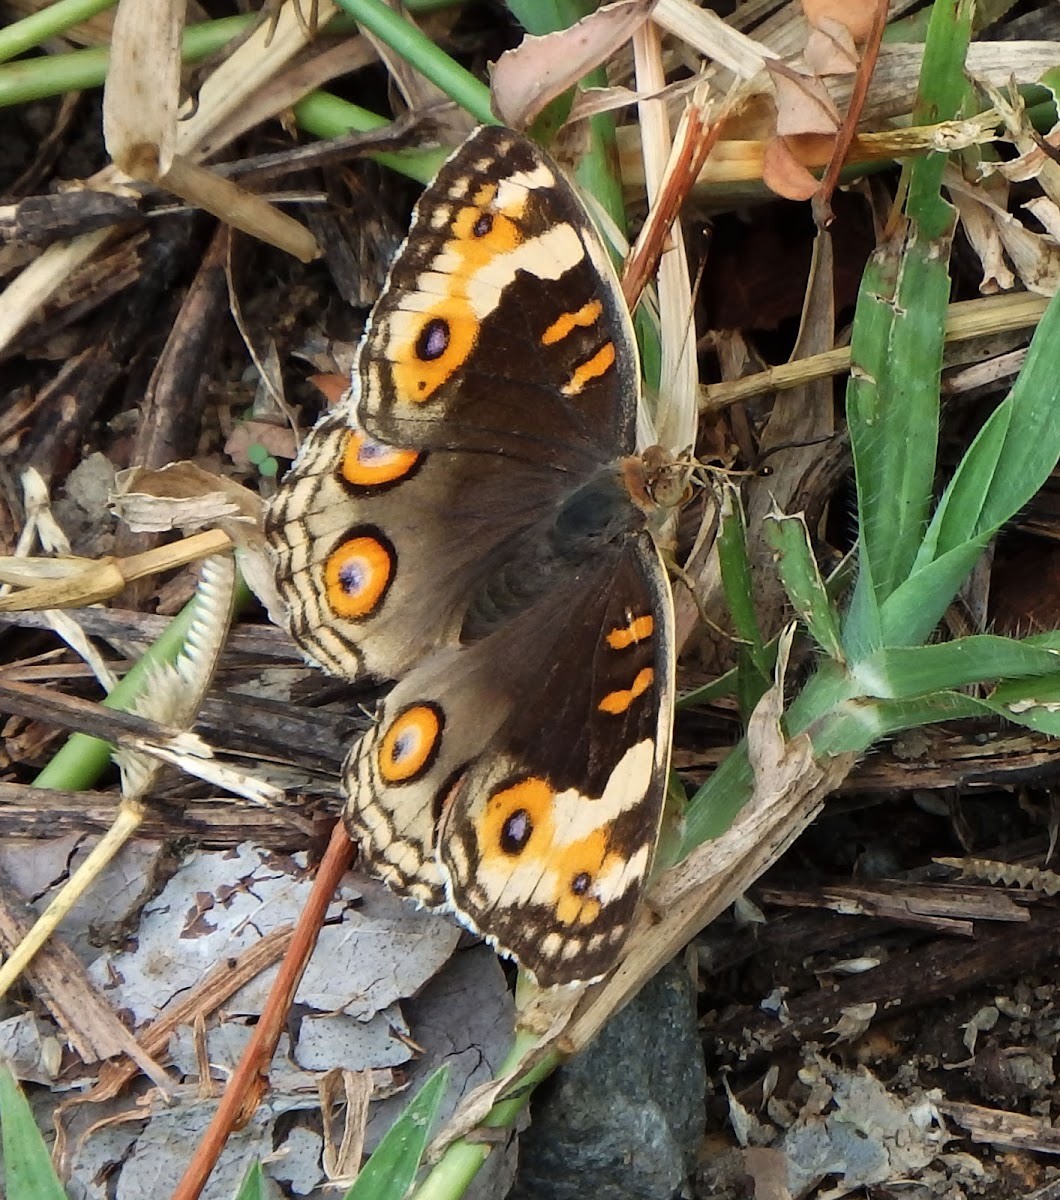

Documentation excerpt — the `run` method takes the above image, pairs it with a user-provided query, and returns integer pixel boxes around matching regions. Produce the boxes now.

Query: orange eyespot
[483,777,554,858]
[341,430,421,489]
[552,831,613,926]
[393,304,480,404]
[324,530,394,619]
[378,703,444,784]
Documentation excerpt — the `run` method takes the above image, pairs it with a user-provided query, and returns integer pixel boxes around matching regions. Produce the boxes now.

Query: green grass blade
[336,0,494,126]
[292,93,446,183]
[677,665,739,708]
[987,674,1060,736]
[413,1038,558,1200]
[505,0,591,31]
[913,285,1060,558]
[0,0,116,65]
[843,225,950,649]
[874,542,983,647]
[233,1161,269,1200]
[0,14,252,106]
[344,1065,449,1200]
[852,637,1060,699]
[843,0,973,653]
[905,0,975,237]
[881,287,1060,643]
[808,691,986,755]
[764,510,844,662]
[677,741,754,859]
[1022,631,1060,652]
[717,485,770,718]
[0,1065,69,1200]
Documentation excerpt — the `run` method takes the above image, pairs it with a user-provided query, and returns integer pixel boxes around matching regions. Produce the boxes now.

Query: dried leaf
[1024,196,1060,241]
[804,17,859,77]
[949,179,1016,294]
[767,61,841,136]
[112,462,262,533]
[102,0,184,180]
[224,420,297,470]
[491,0,659,130]
[802,0,878,42]
[762,136,821,201]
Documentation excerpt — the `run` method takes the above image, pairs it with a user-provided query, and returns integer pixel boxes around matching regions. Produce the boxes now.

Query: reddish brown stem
[171,819,355,1200]
[812,0,890,228]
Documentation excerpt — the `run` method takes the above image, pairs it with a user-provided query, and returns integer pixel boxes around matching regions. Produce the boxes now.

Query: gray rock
[512,960,705,1200]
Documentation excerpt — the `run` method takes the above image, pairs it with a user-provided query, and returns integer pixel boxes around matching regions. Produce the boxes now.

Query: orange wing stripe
[606,615,654,650]
[598,668,654,715]
[561,343,615,397]
[540,300,603,346]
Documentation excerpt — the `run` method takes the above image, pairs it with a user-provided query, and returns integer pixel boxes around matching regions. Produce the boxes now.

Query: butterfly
[265,126,678,986]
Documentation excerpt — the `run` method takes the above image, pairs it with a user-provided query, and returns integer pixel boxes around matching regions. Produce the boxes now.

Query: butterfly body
[266,127,677,986]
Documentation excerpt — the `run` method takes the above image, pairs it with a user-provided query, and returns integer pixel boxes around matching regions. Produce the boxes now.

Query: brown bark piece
[758,880,1030,934]
[710,907,1060,1058]
[940,1100,1060,1154]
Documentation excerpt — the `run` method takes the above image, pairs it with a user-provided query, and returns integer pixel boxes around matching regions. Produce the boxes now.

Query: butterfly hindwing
[266,407,582,681]
[343,532,674,986]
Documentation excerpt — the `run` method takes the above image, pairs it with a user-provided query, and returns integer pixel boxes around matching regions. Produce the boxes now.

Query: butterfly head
[620,445,693,514]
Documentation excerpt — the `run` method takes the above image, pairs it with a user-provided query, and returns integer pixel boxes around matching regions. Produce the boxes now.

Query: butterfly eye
[377,703,444,784]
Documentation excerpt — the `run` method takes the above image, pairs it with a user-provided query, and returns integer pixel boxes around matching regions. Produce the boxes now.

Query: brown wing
[357,126,640,470]
[265,407,572,681]
[266,129,641,684]
[343,532,674,986]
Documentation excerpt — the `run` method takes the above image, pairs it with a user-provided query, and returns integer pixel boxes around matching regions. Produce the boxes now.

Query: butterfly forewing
[358,127,640,470]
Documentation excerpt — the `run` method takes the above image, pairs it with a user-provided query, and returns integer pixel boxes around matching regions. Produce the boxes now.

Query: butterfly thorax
[552,463,650,555]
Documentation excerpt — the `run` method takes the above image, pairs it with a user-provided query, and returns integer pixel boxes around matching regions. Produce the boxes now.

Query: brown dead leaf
[224,420,298,470]
[802,0,878,42]
[767,60,841,136]
[804,17,859,76]
[762,136,821,201]
[103,0,316,263]
[741,1148,794,1200]
[320,1069,371,1184]
[0,530,232,612]
[102,0,184,180]
[491,0,659,130]
[112,462,262,533]
[993,214,1060,296]
[948,175,1015,294]
[1024,196,1060,241]
[308,373,350,406]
